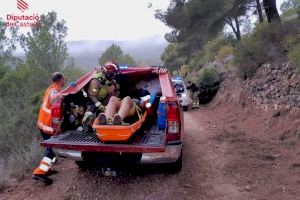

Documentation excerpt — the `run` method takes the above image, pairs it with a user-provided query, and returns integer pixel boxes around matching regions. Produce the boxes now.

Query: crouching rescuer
[81,62,120,132]
[32,72,65,185]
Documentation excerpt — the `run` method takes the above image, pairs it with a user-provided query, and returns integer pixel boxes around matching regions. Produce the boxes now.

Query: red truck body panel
[60,70,97,96]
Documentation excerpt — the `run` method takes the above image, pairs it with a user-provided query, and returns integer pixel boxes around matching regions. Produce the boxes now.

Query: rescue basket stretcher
[92,111,148,142]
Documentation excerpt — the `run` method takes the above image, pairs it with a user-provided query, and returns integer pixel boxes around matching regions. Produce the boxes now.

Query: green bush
[0,64,45,187]
[234,21,300,79]
[0,64,10,79]
[287,43,300,72]
[188,37,236,69]
[0,61,85,187]
[216,45,234,62]
[197,67,220,103]
[282,33,300,71]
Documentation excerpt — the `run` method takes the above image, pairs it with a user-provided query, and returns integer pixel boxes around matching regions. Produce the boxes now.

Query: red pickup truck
[42,66,183,172]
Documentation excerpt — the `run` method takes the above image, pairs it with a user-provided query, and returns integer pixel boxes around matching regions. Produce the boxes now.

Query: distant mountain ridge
[67,35,168,69]
[13,36,168,70]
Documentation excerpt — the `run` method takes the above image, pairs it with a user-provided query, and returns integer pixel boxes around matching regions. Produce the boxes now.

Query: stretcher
[92,111,148,142]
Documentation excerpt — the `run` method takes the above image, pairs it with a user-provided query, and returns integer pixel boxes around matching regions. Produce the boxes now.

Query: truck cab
[42,66,183,172]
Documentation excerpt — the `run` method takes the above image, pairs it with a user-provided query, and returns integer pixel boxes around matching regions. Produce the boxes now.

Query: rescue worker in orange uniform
[32,72,65,185]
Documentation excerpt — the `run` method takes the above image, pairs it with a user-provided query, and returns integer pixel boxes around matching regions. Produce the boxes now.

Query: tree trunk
[226,17,241,41]
[255,0,264,23]
[263,0,280,22]
[234,16,241,41]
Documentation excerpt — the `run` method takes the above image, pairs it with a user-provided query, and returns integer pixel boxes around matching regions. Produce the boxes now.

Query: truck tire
[167,150,182,173]
[75,161,89,169]
[183,106,188,111]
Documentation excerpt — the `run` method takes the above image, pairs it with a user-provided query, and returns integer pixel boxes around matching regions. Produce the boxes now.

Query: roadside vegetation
[156,0,300,95]
[0,12,85,189]
[197,67,221,103]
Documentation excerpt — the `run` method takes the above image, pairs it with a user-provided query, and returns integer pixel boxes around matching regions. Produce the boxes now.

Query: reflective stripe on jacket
[37,83,61,135]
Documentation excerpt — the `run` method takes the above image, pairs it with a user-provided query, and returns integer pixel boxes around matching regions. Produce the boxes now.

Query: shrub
[234,20,300,79]
[188,50,204,69]
[0,64,10,79]
[202,38,234,63]
[282,33,300,71]
[287,43,300,72]
[178,64,192,77]
[0,64,47,186]
[216,45,234,62]
[0,62,84,187]
[197,67,221,103]
[188,37,236,69]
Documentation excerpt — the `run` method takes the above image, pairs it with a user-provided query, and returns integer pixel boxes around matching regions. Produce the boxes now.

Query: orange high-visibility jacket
[37,83,61,135]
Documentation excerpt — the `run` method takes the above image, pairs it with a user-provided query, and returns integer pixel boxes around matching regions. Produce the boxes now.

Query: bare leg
[105,96,121,119]
[117,96,135,120]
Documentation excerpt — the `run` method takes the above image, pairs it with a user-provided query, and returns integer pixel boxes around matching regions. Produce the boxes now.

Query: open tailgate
[41,127,166,153]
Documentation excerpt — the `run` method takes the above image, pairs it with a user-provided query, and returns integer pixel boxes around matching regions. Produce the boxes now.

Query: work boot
[98,113,107,125]
[113,114,122,125]
[32,174,53,185]
[82,114,96,133]
[51,157,57,164]
[45,169,58,176]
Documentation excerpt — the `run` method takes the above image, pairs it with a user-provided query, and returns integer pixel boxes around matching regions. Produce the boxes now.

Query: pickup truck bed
[41,126,166,153]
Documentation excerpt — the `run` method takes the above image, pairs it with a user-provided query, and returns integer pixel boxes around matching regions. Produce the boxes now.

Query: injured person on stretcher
[61,70,162,133]
[97,88,157,125]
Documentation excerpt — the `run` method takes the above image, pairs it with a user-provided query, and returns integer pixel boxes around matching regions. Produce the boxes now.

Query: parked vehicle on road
[42,66,183,173]
[172,77,193,111]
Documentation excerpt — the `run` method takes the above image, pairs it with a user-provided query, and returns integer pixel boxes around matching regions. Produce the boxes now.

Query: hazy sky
[0,0,285,41]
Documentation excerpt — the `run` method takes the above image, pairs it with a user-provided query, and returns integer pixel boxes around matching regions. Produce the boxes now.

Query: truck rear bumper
[140,143,182,164]
[53,143,182,164]
[53,149,83,161]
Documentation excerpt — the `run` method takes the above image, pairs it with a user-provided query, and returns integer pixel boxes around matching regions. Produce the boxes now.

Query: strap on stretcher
[134,102,142,120]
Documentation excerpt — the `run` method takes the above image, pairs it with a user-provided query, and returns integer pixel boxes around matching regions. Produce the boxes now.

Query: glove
[95,101,105,112]
[141,95,152,108]
[68,82,77,87]
[98,105,105,112]
[152,68,168,74]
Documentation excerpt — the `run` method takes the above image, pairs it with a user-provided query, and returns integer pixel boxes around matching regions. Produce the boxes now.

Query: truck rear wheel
[183,106,188,111]
[75,161,89,169]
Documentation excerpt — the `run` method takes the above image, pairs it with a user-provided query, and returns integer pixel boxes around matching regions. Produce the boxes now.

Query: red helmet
[103,62,119,80]
[103,62,119,73]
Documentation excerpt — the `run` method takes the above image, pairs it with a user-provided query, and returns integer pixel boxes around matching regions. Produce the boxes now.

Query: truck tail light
[166,102,181,141]
[51,100,63,135]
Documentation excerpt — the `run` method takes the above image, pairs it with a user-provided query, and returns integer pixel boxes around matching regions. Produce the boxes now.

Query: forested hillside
[157,0,300,87]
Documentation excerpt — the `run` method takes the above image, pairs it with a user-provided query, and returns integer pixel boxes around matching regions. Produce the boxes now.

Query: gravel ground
[1,104,299,200]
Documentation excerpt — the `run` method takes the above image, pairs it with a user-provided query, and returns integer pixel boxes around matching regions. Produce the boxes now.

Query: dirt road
[1,105,299,200]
